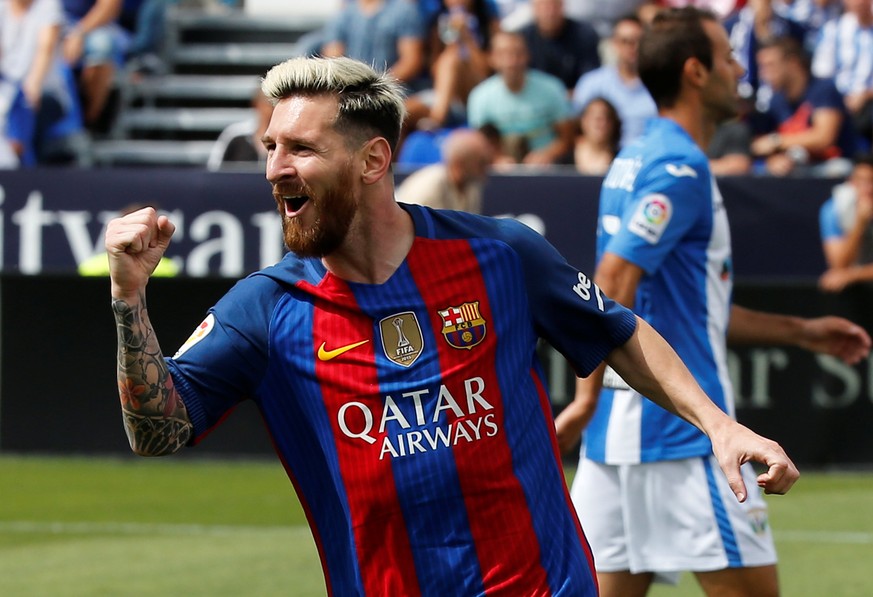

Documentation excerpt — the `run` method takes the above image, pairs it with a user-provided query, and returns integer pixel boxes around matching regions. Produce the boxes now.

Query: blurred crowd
[4,0,873,290]
[3,0,873,174]
[284,0,873,181]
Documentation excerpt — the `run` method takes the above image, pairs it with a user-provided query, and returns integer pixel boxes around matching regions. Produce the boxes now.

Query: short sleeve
[167,275,284,441]
[605,158,711,275]
[819,198,843,241]
[498,219,638,377]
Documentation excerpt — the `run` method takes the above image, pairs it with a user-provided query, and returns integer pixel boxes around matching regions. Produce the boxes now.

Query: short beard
[280,163,357,258]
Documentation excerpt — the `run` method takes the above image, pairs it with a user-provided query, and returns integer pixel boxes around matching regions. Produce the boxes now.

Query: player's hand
[818,267,857,293]
[797,315,871,365]
[709,420,799,502]
[554,399,588,455]
[106,207,175,301]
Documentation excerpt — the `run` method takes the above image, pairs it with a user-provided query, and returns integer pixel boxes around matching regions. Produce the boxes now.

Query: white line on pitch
[0,520,305,537]
[0,522,870,544]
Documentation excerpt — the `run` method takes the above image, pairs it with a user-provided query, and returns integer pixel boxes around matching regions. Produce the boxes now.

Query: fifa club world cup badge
[379,311,425,367]
[438,301,487,350]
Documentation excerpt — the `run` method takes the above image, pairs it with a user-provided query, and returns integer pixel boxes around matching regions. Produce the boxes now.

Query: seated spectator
[321,0,426,88]
[819,153,873,292]
[61,0,128,128]
[119,0,171,73]
[1,0,82,165]
[396,127,494,212]
[811,0,873,143]
[405,0,498,130]
[724,0,809,100]
[519,0,600,91]
[571,14,656,148]
[708,117,754,176]
[466,30,575,165]
[571,97,620,175]
[751,37,859,177]
[775,0,841,48]
[561,0,648,38]
[657,0,742,19]
[206,85,273,172]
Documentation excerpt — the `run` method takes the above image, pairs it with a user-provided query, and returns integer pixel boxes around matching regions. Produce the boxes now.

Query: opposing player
[556,8,871,597]
[107,55,799,595]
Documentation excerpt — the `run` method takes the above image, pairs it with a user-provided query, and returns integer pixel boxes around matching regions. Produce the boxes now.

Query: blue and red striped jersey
[167,204,637,596]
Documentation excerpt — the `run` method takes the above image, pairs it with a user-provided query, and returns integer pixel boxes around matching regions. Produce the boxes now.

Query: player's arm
[607,316,799,500]
[107,207,193,457]
[554,252,644,453]
[727,304,871,365]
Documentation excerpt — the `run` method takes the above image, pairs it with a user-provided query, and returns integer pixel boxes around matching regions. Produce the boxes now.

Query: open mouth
[282,195,310,214]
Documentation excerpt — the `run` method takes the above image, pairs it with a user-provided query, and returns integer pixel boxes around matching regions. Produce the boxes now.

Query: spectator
[752,36,859,176]
[405,0,498,130]
[61,0,127,127]
[562,0,648,38]
[119,0,171,72]
[819,153,873,292]
[321,0,427,88]
[708,117,754,175]
[0,135,17,168]
[811,0,873,143]
[519,0,600,91]
[571,14,656,148]
[775,0,841,47]
[571,97,621,175]
[1,0,80,165]
[206,86,273,172]
[396,127,494,212]
[657,0,742,19]
[724,0,809,100]
[467,30,575,165]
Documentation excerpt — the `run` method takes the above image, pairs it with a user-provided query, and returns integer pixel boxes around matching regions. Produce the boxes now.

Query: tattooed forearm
[113,294,192,456]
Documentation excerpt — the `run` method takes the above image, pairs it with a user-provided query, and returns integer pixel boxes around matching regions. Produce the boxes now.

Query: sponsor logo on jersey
[379,311,424,367]
[317,339,370,361]
[336,376,499,460]
[439,301,486,350]
[172,313,214,358]
[665,163,698,178]
[628,193,672,244]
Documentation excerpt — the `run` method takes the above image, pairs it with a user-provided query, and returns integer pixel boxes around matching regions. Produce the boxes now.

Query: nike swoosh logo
[317,339,369,361]
[665,163,698,178]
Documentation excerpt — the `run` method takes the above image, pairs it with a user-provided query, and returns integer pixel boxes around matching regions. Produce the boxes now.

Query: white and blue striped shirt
[812,12,873,96]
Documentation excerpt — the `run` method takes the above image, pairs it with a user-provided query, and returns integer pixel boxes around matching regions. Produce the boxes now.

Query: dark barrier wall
[0,170,866,464]
[2,275,872,466]
[0,169,837,279]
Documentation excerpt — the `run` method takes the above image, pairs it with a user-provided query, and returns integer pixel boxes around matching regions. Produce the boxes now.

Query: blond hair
[262,56,407,151]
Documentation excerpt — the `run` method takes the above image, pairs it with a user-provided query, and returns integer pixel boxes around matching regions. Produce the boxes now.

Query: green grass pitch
[0,455,871,596]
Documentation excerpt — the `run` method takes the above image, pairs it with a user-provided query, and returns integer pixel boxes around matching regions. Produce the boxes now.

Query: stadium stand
[90,4,331,167]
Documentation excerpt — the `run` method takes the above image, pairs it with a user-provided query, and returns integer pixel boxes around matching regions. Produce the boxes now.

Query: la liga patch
[628,193,672,244]
[173,313,215,358]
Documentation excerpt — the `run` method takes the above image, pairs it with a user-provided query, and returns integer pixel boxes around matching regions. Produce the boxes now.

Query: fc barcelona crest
[438,301,487,350]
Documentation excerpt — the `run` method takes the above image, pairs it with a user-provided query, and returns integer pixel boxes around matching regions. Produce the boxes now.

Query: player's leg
[680,456,779,596]
[570,459,654,597]
[694,563,779,597]
[597,570,654,597]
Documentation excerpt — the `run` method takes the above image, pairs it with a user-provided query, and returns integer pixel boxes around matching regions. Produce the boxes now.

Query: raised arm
[608,316,799,501]
[107,207,192,456]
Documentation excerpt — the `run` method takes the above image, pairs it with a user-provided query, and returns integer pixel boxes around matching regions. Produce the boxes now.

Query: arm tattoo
[113,293,192,456]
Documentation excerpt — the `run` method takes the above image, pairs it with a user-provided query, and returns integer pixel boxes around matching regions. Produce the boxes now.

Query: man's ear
[684,57,708,89]
[360,137,392,185]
